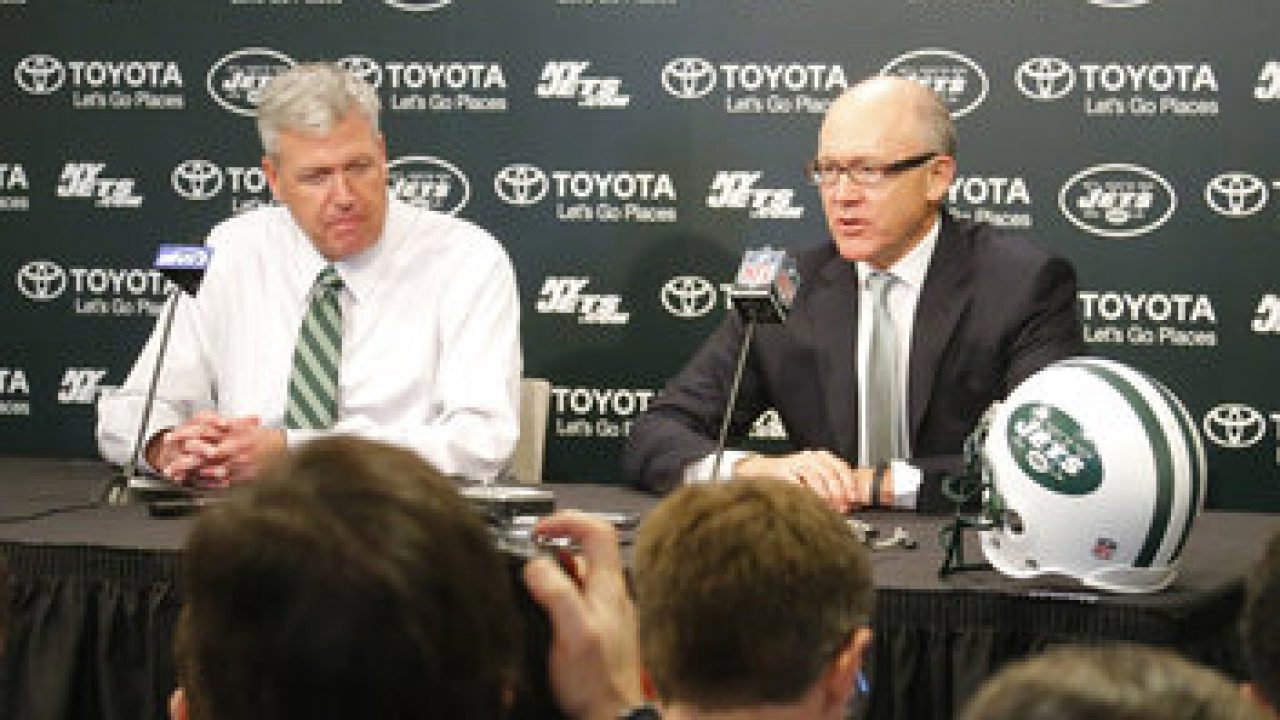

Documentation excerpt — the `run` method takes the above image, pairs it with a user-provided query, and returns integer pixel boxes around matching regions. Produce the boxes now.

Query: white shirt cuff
[683,450,753,484]
[889,459,921,509]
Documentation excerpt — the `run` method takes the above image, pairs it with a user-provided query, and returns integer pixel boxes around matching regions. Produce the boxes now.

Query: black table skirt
[5,545,180,720]
[0,459,1274,720]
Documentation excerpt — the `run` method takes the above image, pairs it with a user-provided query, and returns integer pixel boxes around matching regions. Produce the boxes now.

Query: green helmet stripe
[1148,378,1204,561]
[1058,360,1173,568]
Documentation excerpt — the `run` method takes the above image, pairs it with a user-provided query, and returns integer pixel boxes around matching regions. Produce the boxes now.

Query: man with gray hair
[98,62,520,485]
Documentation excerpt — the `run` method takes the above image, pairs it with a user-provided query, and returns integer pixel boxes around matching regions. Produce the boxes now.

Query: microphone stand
[106,287,189,505]
[708,246,797,483]
[709,318,757,483]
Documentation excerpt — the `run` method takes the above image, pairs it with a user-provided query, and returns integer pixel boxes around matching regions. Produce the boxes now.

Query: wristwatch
[618,702,662,720]
[869,462,888,508]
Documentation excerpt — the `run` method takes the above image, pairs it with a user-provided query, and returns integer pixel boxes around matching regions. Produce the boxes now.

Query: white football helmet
[976,357,1207,594]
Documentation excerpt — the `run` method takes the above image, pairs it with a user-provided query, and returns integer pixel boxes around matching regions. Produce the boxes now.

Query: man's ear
[820,627,874,710]
[261,155,282,201]
[169,687,189,720]
[925,154,956,205]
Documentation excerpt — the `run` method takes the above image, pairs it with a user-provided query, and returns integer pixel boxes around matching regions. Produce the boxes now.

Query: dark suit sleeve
[1004,254,1086,390]
[623,312,772,493]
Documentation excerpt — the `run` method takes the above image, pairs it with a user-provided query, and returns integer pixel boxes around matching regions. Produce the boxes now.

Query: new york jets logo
[1007,403,1103,495]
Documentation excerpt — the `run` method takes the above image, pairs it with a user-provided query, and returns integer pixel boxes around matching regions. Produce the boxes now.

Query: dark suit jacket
[623,213,1086,513]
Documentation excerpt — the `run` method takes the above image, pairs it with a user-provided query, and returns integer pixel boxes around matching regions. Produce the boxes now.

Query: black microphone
[710,247,799,482]
[107,244,213,505]
[728,247,797,324]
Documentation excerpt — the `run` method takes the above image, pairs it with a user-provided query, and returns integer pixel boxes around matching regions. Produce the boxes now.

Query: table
[0,459,1273,720]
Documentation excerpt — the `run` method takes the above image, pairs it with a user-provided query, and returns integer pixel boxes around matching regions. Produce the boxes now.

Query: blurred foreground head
[1243,530,1280,715]
[634,477,874,717]
[175,435,520,720]
[961,643,1268,720]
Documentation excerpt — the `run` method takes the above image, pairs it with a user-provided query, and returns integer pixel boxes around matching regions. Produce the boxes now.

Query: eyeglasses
[807,152,939,189]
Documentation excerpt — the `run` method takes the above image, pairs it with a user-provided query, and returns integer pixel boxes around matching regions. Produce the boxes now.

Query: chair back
[510,378,551,484]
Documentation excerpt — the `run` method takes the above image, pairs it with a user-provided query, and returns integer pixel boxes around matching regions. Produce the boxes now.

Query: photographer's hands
[523,511,647,720]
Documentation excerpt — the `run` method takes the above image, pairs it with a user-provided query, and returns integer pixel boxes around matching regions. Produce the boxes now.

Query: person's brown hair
[962,643,1268,720]
[1243,530,1280,711]
[634,477,873,709]
[176,435,520,720]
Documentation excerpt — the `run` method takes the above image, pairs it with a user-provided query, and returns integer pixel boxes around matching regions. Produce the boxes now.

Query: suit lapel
[808,254,859,459]
[909,215,972,441]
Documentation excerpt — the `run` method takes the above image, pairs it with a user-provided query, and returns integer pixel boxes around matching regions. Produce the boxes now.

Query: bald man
[625,75,1085,513]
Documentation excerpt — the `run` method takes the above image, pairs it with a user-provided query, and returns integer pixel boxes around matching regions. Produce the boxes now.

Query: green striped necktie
[284,265,344,429]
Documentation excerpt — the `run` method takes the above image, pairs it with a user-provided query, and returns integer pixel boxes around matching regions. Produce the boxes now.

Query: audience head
[633,477,874,717]
[961,643,1268,720]
[1243,530,1280,715]
[172,435,521,720]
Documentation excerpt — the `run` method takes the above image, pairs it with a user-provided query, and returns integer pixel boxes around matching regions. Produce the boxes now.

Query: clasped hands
[735,450,885,514]
[144,411,287,487]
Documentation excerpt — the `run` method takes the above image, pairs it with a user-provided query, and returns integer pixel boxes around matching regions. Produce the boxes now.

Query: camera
[493,524,574,720]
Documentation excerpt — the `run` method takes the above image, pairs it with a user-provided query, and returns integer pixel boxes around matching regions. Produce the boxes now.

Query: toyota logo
[662,57,717,100]
[338,55,383,89]
[1015,57,1075,102]
[14,54,66,95]
[1202,403,1267,449]
[16,260,67,302]
[661,276,718,319]
[1205,172,1269,218]
[172,160,226,201]
[494,164,550,206]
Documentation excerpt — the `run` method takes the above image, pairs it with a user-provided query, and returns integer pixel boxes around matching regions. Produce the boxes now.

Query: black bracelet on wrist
[869,462,888,509]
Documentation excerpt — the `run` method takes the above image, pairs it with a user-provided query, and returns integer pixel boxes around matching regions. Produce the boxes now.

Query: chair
[509,377,551,484]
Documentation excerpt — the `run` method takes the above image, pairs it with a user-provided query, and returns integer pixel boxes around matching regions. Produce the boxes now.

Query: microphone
[153,243,213,295]
[107,244,213,505]
[710,247,799,482]
[728,247,797,324]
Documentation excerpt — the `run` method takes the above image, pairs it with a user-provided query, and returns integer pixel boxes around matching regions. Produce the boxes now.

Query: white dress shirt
[688,216,942,509]
[97,196,522,481]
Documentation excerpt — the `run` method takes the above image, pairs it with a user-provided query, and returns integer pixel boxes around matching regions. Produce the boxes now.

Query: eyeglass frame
[806,151,940,189]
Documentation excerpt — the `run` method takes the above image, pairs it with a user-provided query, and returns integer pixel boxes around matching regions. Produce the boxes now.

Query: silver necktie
[865,271,901,466]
